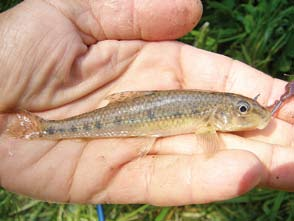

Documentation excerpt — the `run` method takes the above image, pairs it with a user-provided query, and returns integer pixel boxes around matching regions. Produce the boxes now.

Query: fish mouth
[256,115,272,129]
[257,123,268,129]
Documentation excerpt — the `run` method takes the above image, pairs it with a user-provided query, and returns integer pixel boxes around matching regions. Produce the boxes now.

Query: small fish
[7,90,273,140]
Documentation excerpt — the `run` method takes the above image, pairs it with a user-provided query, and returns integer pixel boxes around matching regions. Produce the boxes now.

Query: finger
[220,135,294,192]
[66,137,156,203]
[151,121,293,156]
[90,150,263,205]
[151,133,294,192]
[180,46,294,124]
[47,0,203,42]
[237,118,294,147]
[151,120,293,153]
[0,134,152,202]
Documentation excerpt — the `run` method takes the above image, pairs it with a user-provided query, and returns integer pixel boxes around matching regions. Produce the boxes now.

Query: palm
[0,1,293,205]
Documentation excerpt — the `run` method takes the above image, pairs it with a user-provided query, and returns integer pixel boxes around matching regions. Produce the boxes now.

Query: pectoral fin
[194,127,222,157]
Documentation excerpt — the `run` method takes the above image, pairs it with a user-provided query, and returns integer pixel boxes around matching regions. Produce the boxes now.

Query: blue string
[96,204,105,221]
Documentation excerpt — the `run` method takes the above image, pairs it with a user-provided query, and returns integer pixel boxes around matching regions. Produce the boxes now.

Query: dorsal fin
[105,91,154,104]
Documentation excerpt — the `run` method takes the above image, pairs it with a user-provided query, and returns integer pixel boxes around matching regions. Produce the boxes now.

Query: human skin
[0,0,293,205]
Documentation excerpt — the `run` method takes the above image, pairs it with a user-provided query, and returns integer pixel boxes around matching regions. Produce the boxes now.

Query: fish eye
[237,101,250,114]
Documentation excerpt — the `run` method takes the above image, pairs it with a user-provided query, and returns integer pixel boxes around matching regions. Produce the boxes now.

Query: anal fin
[137,137,156,157]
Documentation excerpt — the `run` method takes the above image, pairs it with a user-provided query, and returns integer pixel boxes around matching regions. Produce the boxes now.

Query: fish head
[214,94,271,132]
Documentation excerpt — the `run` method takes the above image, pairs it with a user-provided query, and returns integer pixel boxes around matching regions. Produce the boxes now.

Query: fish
[6,90,272,140]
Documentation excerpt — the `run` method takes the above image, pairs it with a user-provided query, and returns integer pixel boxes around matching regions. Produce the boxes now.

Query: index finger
[180,46,294,124]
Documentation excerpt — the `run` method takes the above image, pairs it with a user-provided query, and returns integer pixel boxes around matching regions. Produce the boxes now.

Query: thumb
[48,0,203,41]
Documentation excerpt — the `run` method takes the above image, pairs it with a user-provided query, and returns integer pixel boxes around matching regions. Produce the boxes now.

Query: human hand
[0,0,293,205]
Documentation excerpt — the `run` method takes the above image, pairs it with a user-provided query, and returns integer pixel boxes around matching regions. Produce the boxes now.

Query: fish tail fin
[6,110,44,139]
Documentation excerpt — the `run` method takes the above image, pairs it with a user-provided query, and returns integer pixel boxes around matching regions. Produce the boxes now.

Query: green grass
[0,0,21,12]
[0,0,294,221]
[180,0,294,80]
[1,188,294,221]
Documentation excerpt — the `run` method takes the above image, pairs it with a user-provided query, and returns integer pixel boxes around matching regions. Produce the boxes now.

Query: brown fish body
[8,90,271,140]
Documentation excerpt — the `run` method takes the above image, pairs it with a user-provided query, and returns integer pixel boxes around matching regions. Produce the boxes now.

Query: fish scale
[7,90,272,139]
[34,90,271,139]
